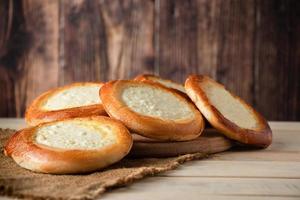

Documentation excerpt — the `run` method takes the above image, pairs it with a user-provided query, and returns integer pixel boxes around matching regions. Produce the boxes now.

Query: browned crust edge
[185,75,272,148]
[100,80,204,141]
[25,82,107,126]
[4,116,133,174]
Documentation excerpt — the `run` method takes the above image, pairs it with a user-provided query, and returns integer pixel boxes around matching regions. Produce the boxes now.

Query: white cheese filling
[201,82,258,129]
[121,86,194,120]
[35,120,116,150]
[42,85,101,110]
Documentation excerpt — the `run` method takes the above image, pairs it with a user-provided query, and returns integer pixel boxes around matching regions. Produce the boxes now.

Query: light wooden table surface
[1,119,300,200]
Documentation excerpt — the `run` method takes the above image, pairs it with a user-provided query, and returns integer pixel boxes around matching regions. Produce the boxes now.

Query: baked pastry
[26,82,106,126]
[135,74,186,94]
[185,75,272,147]
[4,116,133,174]
[129,129,232,157]
[100,80,204,141]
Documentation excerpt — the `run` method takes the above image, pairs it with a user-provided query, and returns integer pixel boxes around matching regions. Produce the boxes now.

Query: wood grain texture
[0,0,59,117]
[0,0,13,58]
[61,0,154,83]
[103,194,300,200]
[196,0,221,79]
[100,0,155,80]
[163,160,300,178]
[157,0,256,105]
[254,0,300,120]
[60,0,109,84]
[157,0,199,83]
[0,0,299,120]
[103,177,300,197]
[21,0,60,113]
[215,0,256,104]
[0,0,21,117]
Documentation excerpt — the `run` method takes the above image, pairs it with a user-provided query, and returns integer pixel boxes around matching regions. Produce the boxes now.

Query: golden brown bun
[26,82,106,126]
[185,75,272,148]
[4,116,133,174]
[100,80,204,141]
[134,74,186,96]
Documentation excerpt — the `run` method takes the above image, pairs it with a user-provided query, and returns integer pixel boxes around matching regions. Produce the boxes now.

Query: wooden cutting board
[129,129,233,157]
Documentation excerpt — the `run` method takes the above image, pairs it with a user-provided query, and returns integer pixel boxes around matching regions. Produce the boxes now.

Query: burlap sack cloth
[0,129,207,200]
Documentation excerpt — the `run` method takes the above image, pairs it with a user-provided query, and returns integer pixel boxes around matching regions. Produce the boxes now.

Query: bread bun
[135,74,186,94]
[26,82,106,126]
[185,75,272,147]
[100,80,204,141]
[4,116,133,174]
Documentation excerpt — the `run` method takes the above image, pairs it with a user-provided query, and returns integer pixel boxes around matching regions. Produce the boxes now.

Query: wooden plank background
[0,0,299,120]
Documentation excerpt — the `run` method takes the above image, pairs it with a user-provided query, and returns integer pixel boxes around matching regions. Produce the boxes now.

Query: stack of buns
[4,74,272,174]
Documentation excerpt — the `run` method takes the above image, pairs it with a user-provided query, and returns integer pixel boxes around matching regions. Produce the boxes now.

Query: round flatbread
[26,82,106,126]
[4,116,133,174]
[185,75,272,147]
[100,80,204,141]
